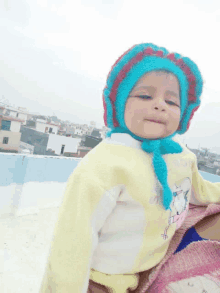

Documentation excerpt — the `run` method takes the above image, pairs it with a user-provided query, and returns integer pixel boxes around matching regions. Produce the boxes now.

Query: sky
[1,0,220,152]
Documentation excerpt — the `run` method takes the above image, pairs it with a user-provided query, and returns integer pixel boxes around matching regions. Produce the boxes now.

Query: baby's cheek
[170,109,181,123]
[171,106,181,115]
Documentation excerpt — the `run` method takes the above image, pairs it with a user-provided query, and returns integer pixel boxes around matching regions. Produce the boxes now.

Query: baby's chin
[135,131,175,140]
[126,123,177,139]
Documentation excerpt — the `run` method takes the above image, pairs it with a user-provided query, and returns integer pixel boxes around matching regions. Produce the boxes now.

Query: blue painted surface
[0,154,81,186]
[199,171,220,183]
[0,154,219,187]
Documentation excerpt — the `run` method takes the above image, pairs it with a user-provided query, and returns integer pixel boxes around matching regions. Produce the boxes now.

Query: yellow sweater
[40,133,220,293]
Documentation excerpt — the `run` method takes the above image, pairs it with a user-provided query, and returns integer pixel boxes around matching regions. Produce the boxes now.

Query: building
[198,163,219,175]
[0,106,6,116]
[1,105,28,125]
[192,147,220,175]
[91,128,101,138]
[80,135,102,148]
[74,124,91,136]
[64,146,93,158]
[0,103,109,157]
[20,125,81,156]
[0,115,25,152]
[26,118,59,135]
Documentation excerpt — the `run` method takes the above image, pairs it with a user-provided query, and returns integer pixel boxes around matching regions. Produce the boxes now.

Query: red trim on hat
[144,47,154,55]
[156,51,164,57]
[175,60,196,104]
[102,85,108,126]
[174,59,197,104]
[186,105,200,131]
[103,91,108,126]
[167,53,176,62]
[177,103,200,132]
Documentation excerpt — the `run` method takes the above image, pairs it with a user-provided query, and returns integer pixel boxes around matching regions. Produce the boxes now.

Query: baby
[40,43,220,293]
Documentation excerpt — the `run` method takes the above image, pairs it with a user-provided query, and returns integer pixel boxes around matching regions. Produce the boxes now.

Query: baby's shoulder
[172,136,197,164]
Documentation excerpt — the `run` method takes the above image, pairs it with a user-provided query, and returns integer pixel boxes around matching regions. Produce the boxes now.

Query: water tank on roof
[91,129,101,137]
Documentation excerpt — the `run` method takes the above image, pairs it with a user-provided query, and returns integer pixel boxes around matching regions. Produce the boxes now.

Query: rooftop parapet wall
[0,153,220,219]
[0,153,81,218]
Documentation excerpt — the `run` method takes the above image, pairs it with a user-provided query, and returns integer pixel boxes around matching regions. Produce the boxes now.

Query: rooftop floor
[2,206,60,292]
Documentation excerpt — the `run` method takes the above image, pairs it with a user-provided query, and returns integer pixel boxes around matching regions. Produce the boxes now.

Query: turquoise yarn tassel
[142,140,182,211]
[106,128,183,211]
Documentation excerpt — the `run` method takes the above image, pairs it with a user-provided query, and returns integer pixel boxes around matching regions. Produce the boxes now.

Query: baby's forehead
[141,70,175,79]
[135,70,178,86]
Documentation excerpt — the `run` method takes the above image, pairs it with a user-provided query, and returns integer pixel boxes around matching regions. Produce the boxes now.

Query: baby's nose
[153,98,167,110]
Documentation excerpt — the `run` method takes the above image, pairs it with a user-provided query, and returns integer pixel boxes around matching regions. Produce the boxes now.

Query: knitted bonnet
[102,43,203,211]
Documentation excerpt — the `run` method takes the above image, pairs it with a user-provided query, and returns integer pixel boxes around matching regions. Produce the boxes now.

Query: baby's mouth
[145,119,164,124]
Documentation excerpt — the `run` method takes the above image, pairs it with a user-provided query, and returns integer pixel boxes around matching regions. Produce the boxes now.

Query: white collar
[103,132,184,150]
[103,133,142,150]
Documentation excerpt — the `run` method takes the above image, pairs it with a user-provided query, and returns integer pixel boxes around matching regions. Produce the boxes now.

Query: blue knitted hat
[102,43,203,211]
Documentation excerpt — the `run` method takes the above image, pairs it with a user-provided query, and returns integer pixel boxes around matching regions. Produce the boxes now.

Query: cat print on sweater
[150,177,191,240]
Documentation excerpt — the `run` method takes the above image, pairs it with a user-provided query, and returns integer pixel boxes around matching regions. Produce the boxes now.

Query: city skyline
[1,97,220,153]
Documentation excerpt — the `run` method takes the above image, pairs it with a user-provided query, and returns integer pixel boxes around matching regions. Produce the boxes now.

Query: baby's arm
[190,157,220,206]
[39,167,117,293]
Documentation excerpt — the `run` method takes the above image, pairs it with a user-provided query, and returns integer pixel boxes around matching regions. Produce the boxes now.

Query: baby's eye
[166,101,180,107]
[135,95,180,107]
[136,95,152,99]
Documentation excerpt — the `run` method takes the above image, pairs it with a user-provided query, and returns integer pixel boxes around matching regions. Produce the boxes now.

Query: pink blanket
[136,203,220,293]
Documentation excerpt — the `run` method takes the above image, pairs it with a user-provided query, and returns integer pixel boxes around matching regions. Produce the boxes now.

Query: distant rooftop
[0,114,25,123]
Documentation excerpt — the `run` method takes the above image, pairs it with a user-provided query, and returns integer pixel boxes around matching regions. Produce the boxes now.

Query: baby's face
[124,71,181,139]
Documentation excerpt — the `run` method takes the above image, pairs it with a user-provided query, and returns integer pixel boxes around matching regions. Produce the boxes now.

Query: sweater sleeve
[190,156,220,206]
[39,167,118,293]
